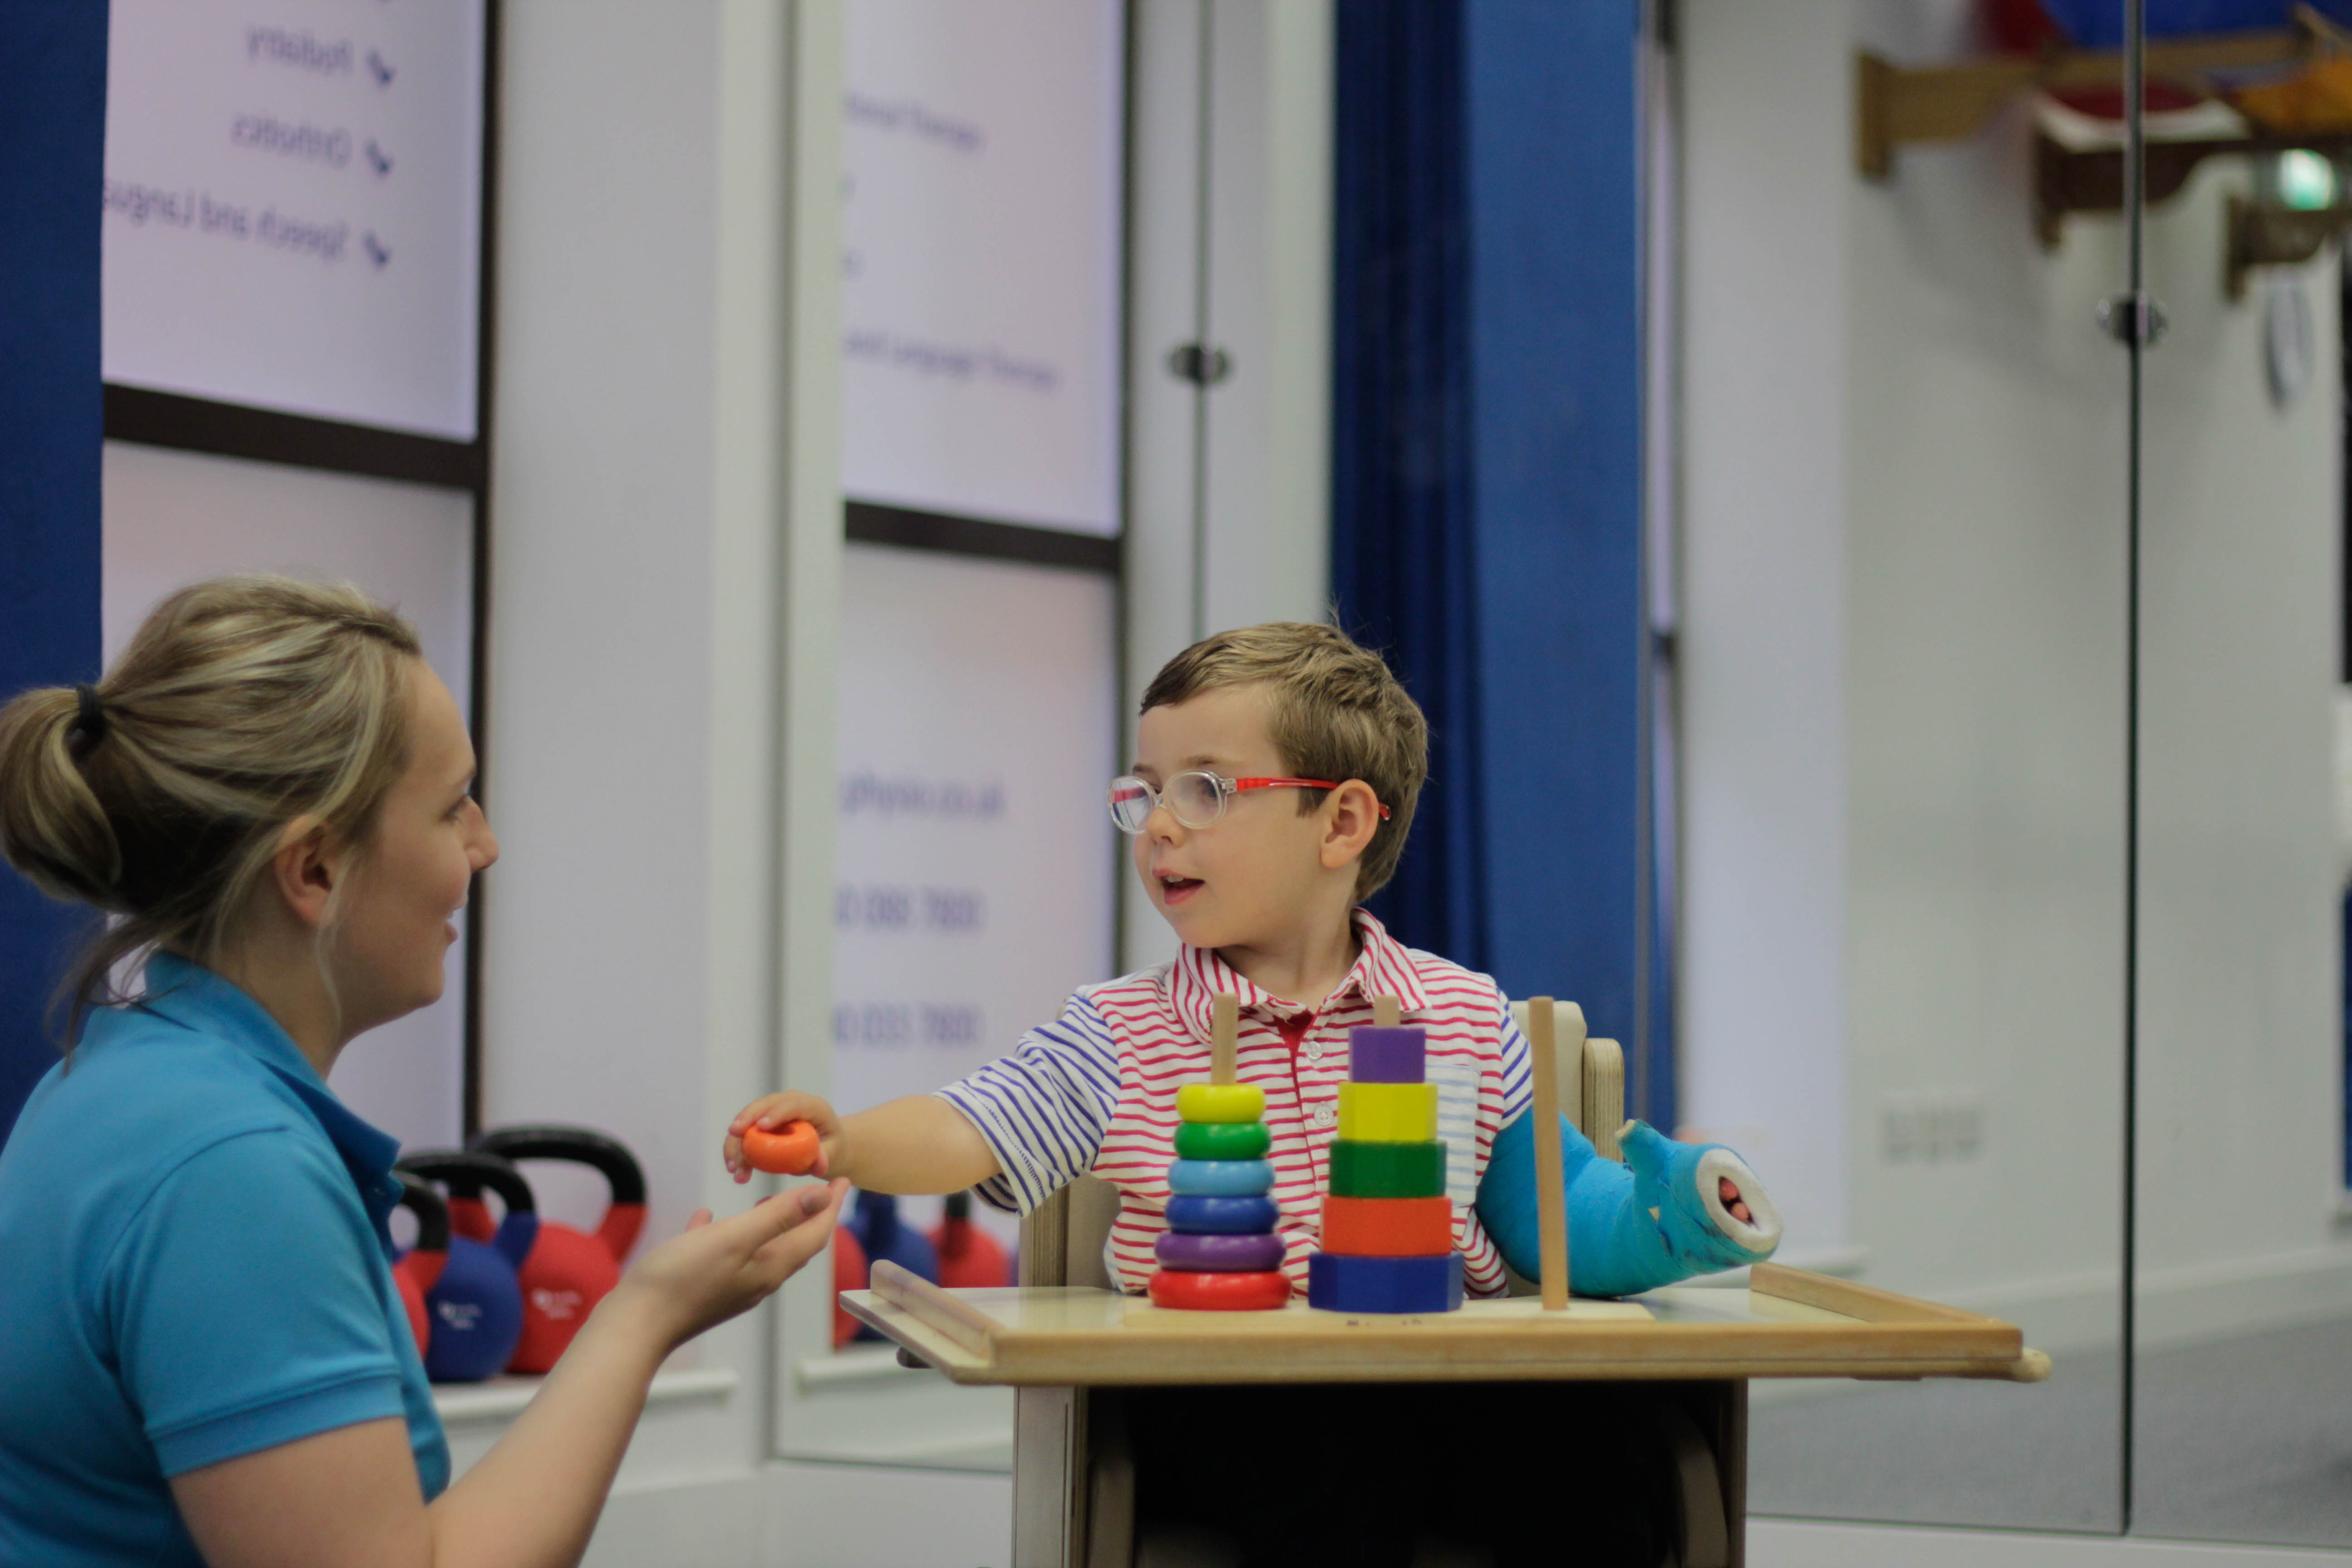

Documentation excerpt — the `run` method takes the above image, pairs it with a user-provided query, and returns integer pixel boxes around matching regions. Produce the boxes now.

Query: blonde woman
[0,578,842,1568]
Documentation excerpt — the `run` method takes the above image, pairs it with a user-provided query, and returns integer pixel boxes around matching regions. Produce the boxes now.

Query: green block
[1328,1140,1446,1198]
[1176,1120,1271,1160]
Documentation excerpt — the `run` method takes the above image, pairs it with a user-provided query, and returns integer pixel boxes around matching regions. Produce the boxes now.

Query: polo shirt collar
[1168,907,1432,1040]
[136,954,405,1226]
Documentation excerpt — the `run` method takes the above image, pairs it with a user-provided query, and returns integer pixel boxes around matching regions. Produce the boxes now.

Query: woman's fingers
[1718,1177,1754,1226]
[743,1181,847,1286]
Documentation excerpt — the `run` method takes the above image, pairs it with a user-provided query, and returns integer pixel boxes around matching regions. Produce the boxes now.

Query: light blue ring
[1168,1158,1274,1197]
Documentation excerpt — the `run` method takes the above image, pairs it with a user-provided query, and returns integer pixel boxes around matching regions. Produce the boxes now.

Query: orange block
[1320,1195,1454,1257]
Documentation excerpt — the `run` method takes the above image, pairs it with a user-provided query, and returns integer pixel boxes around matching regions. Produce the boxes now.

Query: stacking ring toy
[1149,1269,1294,1311]
[743,1120,820,1176]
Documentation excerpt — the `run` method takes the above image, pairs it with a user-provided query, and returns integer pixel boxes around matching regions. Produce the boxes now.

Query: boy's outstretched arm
[1474,1112,1783,1298]
[726,1092,1000,1194]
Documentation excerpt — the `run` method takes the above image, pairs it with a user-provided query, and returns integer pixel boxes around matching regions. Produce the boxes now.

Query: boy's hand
[724,1093,846,1185]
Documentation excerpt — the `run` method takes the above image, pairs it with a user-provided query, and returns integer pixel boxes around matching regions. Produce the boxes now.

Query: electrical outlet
[1882,1091,1984,1165]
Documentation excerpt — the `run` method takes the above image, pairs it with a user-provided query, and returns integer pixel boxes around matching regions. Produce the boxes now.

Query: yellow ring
[1176,1083,1266,1124]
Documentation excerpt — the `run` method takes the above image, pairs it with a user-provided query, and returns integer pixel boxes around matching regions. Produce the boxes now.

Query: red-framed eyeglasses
[1107,771,1392,833]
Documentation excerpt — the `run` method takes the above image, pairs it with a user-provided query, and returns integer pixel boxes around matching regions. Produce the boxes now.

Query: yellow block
[1176,1083,1266,1124]
[1337,1081,1438,1142]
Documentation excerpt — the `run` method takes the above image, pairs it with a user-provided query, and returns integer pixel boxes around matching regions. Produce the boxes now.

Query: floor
[1749,1316,2352,1549]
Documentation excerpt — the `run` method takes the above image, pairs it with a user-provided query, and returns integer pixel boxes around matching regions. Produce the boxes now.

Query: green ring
[1175,1120,1271,1160]
[1328,1140,1447,1198]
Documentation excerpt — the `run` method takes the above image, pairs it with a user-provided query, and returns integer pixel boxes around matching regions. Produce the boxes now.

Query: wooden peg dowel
[1372,994,1401,1028]
[1526,996,1570,1310]
[1211,992,1239,1085]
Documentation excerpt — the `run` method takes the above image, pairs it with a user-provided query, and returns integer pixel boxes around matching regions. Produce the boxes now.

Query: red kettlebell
[833,1225,868,1349]
[392,1171,451,1357]
[929,1190,1011,1288]
[456,1125,647,1374]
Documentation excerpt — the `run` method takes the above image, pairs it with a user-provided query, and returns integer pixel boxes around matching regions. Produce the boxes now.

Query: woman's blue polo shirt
[0,954,448,1565]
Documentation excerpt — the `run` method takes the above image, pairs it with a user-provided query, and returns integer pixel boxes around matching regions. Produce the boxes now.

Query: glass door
[1675,1,2133,1530]
[2129,0,2352,1546]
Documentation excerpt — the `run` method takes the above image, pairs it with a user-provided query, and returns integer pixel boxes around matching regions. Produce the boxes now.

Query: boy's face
[1129,683,1352,951]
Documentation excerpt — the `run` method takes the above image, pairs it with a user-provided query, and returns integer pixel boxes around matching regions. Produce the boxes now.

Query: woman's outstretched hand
[610,1178,848,1352]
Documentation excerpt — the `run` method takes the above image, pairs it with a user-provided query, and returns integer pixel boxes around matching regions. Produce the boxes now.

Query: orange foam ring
[1319,1195,1455,1257]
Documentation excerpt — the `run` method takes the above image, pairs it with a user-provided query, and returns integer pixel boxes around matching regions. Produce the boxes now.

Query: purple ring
[1349,1026,1427,1083]
[1156,1231,1289,1272]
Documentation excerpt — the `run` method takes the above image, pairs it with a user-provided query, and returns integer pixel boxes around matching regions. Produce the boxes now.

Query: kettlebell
[462,1124,647,1373]
[832,1225,868,1349]
[391,1172,451,1359]
[929,1190,1010,1289]
[395,1151,538,1382]
[843,1190,936,1342]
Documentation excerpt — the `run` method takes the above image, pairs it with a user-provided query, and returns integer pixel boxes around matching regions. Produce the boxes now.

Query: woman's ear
[1318,780,1384,872]
[266,816,342,931]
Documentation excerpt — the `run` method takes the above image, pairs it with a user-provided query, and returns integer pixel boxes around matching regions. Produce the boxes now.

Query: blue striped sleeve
[934,993,1122,1215]
[1495,995,1534,1124]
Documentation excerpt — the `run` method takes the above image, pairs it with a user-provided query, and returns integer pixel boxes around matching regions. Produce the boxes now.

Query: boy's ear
[1317,780,1384,872]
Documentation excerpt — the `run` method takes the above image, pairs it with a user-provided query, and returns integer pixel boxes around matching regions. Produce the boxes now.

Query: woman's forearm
[425,1291,668,1568]
[838,1094,1001,1193]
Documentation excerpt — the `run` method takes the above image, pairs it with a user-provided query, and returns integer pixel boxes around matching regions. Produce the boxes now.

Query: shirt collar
[134,954,406,1223]
[1167,908,1432,1041]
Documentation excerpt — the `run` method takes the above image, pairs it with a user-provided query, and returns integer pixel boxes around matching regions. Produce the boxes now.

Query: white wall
[474,0,811,1553]
[1677,0,1855,1264]
[1679,0,2350,1362]
[2136,161,2345,1328]
[1120,0,1334,975]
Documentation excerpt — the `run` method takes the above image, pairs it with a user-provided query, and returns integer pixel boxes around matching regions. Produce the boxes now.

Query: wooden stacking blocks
[1307,1022,1465,1314]
[1149,994,1291,1311]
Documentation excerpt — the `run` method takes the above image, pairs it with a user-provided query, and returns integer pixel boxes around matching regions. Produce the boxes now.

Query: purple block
[1348,1026,1426,1083]
[1155,1231,1289,1273]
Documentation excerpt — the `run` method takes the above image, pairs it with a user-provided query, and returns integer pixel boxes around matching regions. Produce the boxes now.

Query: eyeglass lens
[1107,772,1229,833]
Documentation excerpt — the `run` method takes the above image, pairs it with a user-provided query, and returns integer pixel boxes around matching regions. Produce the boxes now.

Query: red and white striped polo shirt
[936,910,1535,1298]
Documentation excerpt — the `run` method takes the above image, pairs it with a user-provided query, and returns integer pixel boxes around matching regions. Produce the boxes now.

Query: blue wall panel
[1331,0,1486,968]
[1333,0,1656,1108]
[0,3,107,1144]
[1463,0,1643,1036]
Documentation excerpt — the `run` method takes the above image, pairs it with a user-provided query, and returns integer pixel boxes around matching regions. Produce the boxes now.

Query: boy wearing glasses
[725,623,1780,1299]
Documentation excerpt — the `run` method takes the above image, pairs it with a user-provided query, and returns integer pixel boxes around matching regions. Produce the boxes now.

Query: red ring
[1147,1269,1292,1311]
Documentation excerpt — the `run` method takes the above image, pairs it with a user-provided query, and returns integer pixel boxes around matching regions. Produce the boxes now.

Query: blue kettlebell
[394,1151,539,1382]
[844,1190,937,1343]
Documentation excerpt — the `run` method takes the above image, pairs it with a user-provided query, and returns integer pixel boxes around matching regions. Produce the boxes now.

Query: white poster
[833,544,1119,1230]
[841,0,1123,535]
[102,0,486,440]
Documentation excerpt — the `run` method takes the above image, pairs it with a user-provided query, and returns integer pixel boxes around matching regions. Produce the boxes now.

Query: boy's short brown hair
[1139,622,1426,898]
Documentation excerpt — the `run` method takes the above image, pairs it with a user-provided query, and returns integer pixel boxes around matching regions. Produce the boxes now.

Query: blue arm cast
[1472,1113,1780,1298]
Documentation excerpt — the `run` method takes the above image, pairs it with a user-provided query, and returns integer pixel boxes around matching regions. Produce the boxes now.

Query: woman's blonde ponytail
[0,576,423,1048]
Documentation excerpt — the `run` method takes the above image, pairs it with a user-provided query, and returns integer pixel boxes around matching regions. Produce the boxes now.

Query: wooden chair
[1013,1010,1733,1568]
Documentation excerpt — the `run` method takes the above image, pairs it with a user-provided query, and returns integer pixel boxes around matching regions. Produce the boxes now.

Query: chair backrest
[1019,1002,1627,1288]
[1509,1000,1626,1159]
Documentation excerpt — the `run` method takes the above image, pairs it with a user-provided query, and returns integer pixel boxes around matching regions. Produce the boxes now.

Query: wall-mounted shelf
[2033,125,2352,243]
[1856,24,2319,183]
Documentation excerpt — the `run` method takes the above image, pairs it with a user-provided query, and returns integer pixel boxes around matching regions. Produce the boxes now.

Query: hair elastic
[65,684,108,759]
